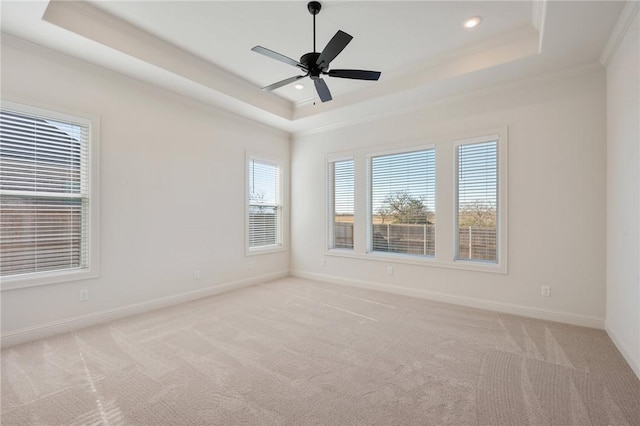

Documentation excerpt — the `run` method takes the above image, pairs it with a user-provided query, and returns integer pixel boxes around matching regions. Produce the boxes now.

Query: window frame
[0,99,101,291]
[245,153,284,256]
[327,155,355,252]
[324,129,507,274]
[453,133,508,273]
[366,144,437,259]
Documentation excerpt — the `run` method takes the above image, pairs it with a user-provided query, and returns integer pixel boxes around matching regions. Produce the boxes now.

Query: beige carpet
[1,277,639,425]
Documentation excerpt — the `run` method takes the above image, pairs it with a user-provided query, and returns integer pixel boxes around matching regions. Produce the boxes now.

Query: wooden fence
[334,222,496,261]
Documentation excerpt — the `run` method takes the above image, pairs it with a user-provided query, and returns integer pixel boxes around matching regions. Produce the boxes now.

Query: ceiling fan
[251,1,381,102]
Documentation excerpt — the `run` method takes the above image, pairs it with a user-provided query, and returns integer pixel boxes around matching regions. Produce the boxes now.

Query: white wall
[1,39,290,344]
[606,11,640,377]
[291,67,607,327]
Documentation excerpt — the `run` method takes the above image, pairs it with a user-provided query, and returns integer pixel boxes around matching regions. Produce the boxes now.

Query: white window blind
[329,159,354,249]
[0,108,90,277]
[370,149,435,256]
[248,159,282,250]
[456,140,498,262]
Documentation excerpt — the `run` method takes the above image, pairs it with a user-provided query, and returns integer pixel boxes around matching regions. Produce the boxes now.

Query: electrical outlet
[541,286,551,297]
[194,270,201,280]
[79,289,89,301]
[386,266,393,276]
[321,258,326,266]
[248,261,254,270]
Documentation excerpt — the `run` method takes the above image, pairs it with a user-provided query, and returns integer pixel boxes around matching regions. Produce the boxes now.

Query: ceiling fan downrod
[308,1,321,53]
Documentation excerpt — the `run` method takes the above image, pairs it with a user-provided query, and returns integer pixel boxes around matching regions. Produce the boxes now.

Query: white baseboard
[1,269,609,348]
[291,270,605,329]
[0,271,288,348]
[605,323,640,380]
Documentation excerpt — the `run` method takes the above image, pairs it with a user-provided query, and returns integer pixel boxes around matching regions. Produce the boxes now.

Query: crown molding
[42,0,293,121]
[294,25,540,109]
[291,26,539,126]
[1,1,617,136]
[531,0,547,53]
[293,62,604,138]
[599,1,640,67]
[0,33,295,133]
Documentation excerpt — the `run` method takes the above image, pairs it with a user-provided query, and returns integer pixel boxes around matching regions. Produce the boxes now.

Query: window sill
[1,267,99,291]
[246,245,286,257]
[325,249,506,274]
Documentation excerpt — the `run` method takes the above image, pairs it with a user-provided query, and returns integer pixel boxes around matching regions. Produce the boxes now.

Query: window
[325,130,506,273]
[455,139,498,263]
[0,101,99,288]
[328,159,354,250]
[369,148,435,257]
[247,157,282,252]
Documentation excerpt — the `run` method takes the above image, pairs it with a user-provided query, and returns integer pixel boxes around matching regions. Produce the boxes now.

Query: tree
[382,191,433,224]
[249,191,268,212]
[249,190,265,203]
[458,200,496,228]
[376,205,392,224]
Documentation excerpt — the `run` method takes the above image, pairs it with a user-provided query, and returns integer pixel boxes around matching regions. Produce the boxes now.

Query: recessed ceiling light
[294,84,305,90]
[462,16,482,29]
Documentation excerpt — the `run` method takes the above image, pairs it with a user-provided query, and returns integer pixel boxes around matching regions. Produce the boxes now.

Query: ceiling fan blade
[251,46,306,70]
[314,78,332,102]
[262,75,306,92]
[328,69,381,81]
[316,30,353,68]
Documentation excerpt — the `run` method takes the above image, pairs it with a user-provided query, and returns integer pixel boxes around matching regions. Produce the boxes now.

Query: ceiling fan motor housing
[300,52,325,79]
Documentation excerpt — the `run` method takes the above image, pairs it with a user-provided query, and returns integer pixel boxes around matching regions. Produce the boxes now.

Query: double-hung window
[0,101,99,288]
[328,158,354,250]
[455,137,499,263]
[247,157,282,252]
[369,148,436,257]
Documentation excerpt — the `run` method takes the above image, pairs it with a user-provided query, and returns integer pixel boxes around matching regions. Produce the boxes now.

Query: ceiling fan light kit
[251,1,381,103]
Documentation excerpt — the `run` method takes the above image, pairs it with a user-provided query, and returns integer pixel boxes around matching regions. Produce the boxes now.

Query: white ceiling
[0,1,626,133]
[92,1,533,103]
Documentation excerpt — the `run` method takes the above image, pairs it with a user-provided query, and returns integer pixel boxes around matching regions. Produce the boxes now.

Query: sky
[249,159,279,205]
